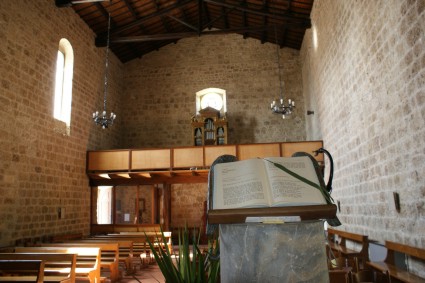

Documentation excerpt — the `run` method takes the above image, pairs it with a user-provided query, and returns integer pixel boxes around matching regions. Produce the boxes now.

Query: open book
[212,156,327,210]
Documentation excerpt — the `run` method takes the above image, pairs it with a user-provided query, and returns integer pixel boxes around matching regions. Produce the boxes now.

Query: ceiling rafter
[110,0,193,36]
[260,0,268,44]
[63,0,313,62]
[204,0,311,23]
[107,23,302,44]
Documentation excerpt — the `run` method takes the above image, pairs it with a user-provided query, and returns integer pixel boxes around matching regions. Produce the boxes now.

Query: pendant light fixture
[93,12,116,129]
[270,25,295,119]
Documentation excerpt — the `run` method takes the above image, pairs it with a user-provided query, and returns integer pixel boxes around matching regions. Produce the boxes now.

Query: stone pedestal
[219,221,329,283]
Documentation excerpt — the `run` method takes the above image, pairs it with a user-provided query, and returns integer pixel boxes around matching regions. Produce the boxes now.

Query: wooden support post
[163,184,171,232]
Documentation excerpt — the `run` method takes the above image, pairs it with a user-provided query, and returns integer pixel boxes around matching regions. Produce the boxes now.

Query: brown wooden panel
[281,141,324,162]
[208,204,337,224]
[237,143,281,160]
[131,149,171,170]
[87,151,130,171]
[205,145,237,166]
[173,147,204,168]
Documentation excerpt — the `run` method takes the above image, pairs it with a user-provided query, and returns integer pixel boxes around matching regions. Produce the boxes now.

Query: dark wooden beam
[109,0,193,36]
[260,0,268,44]
[167,14,198,31]
[202,4,236,30]
[204,0,311,21]
[55,0,107,7]
[97,23,308,45]
[163,184,171,231]
[198,0,203,35]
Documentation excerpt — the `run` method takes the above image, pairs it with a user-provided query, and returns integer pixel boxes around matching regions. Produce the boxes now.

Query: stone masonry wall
[119,33,308,234]
[170,183,208,230]
[301,0,425,271]
[120,33,306,148]
[0,1,123,246]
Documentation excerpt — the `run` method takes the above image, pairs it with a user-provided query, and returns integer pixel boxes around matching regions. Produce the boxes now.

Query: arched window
[195,88,227,116]
[54,38,74,130]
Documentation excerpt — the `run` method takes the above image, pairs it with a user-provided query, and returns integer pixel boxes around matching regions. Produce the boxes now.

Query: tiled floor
[102,258,165,283]
[118,263,165,283]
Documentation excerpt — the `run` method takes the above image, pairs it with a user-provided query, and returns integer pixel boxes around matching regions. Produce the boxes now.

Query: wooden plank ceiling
[56,0,314,63]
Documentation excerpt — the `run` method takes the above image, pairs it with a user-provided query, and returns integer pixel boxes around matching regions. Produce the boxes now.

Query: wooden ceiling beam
[167,14,198,31]
[204,0,310,20]
[109,0,194,36]
[101,23,309,45]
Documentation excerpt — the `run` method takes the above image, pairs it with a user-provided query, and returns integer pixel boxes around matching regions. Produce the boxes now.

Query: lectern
[207,155,337,283]
[208,206,336,283]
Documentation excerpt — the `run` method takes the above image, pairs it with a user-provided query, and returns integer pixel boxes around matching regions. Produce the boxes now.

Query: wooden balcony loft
[86,141,324,186]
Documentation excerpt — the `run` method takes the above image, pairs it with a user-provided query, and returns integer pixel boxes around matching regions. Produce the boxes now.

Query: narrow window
[97,186,113,224]
[54,38,74,132]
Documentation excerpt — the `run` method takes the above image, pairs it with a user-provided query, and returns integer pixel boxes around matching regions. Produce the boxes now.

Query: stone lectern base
[219,221,329,283]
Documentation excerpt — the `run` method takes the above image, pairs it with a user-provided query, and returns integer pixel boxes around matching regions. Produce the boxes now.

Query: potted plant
[146,226,220,283]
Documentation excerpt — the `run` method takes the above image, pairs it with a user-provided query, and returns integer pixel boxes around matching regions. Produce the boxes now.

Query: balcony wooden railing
[86,141,324,186]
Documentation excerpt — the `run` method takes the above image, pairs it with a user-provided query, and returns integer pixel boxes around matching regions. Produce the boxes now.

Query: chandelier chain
[275,25,284,100]
[103,12,111,112]
[92,10,116,129]
[270,23,295,119]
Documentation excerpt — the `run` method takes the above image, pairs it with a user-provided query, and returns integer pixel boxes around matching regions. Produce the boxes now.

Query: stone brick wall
[170,183,208,229]
[0,1,123,246]
[120,33,306,148]
[301,0,425,255]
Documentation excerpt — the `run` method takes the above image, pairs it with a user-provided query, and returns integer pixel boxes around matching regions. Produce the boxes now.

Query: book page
[264,156,326,206]
[213,158,270,209]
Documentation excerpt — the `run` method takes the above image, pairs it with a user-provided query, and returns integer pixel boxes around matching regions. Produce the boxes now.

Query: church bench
[14,247,101,283]
[88,235,153,267]
[0,259,44,283]
[42,242,119,282]
[88,232,171,267]
[75,239,134,272]
[0,253,76,283]
[91,232,172,257]
[327,228,369,270]
[367,241,425,283]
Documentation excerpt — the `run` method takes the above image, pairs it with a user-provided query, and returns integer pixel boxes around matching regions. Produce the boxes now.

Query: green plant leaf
[146,226,220,283]
[264,158,334,205]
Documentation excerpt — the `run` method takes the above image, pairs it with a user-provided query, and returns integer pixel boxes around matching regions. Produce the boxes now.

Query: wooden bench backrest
[0,253,76,282]
[42,242,119,263]
[327,228,368,246]
[385,240,425,265]
[90,234,169,254]
[112,224,161,233]
[76,239,134,256]
[92,232,171,246]
[14,246,100,282]
[0,259,45,283]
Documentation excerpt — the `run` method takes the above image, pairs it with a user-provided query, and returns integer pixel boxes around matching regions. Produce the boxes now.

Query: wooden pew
[119,231,172,251]
[327,228,369,270]
[88,235,152,267]
[0,253,76,283]
[0,259,44,283]
[15,247,101,283]
[95,231,172,252]
[75,239,134,272]
[42,242,119,282]
[367,241,425,283]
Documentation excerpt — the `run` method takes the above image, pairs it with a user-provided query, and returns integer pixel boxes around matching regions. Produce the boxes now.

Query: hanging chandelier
[93,12,116,129]
[270,25,295,119]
